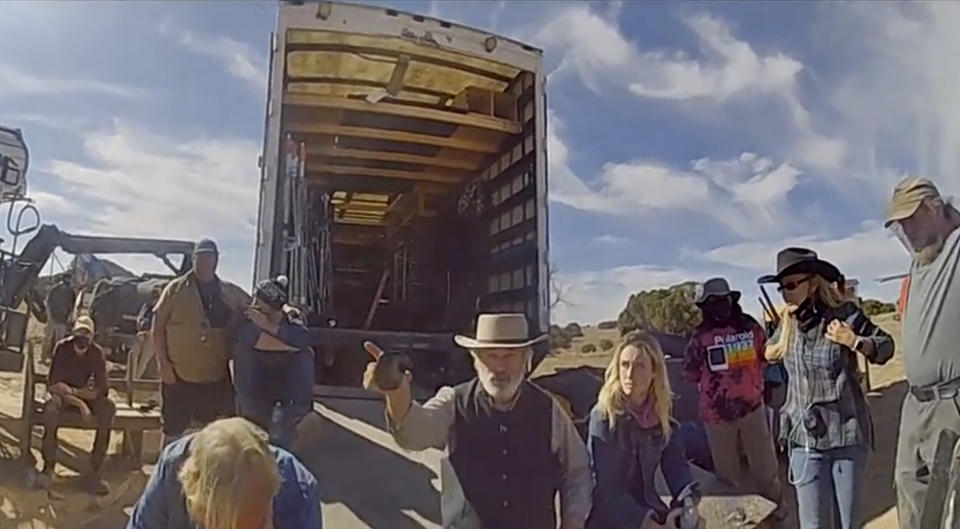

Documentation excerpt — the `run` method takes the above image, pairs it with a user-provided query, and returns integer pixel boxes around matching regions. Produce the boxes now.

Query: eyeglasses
[777,275,813,292]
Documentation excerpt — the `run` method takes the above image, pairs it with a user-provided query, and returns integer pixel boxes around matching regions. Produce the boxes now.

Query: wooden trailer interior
[281,27,544,336]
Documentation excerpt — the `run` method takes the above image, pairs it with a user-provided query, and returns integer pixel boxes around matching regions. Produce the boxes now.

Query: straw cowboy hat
[757,247,841,284]
[454,313,547,349]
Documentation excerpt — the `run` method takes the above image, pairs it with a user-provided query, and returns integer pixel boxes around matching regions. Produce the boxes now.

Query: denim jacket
[586,405,693,529]
[125,434,321,529]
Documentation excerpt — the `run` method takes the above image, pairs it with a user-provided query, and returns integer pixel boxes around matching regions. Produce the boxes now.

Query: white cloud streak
[534,7,801,102]
[40,122,260,286]
[0,64,146,99]
[556,224,907,325]
[547,111,803,238]
[160,22,267,96]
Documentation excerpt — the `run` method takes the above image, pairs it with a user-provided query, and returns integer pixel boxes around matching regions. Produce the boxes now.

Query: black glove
[373,351,413,391]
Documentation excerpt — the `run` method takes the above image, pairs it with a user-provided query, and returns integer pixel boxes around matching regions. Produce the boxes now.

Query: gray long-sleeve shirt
[388,385,593,529]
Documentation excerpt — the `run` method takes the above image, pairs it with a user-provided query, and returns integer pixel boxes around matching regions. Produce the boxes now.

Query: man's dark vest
[450,379,560,529]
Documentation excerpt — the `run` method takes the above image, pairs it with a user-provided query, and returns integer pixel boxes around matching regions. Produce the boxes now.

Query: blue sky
[2,1,957,324]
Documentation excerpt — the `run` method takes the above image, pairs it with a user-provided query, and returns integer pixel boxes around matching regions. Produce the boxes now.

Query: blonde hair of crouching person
[125,417,321,529]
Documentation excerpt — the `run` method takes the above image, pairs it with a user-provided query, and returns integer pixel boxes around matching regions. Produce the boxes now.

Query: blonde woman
[761,248,893,529]
[587,331,702,529]
[126,417,321,529]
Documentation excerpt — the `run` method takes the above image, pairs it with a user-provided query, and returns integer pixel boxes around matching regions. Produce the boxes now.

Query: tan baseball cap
[885,177,941,227]
[73,315,95,335]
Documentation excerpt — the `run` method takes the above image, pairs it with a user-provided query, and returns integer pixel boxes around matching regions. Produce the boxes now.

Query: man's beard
[914,237,946,266]
[479,372,524,402]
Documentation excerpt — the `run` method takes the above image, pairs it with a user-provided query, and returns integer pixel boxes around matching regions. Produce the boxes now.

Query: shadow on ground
[862,380,907,526]
[294,404,442,529]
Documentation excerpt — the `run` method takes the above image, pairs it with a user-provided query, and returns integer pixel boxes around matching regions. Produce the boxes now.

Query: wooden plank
[284,93,521,134]
[21,342,36,460]
[308,163,462,184]
[289,122,502,153]
[333,203,390,213]
[306,146,482,171]
[33,372,160,393]
[364,269,390,329]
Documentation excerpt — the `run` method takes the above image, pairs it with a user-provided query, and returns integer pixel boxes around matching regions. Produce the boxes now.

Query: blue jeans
[789,445,867,529]
[235,349,314,448]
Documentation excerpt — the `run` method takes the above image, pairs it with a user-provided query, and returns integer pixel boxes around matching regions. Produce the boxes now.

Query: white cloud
[2,113,90,132]
[810,4,960,195]
[594,234,629,245]
[548,109,802,237]
[698,223,908,300]
[628,14,802,101]
[489,0,508,31]
[40,122,260,286]
[557,224,907,325]
[162,24,266,95]
[534,7,801,103]
[0,64,145,99]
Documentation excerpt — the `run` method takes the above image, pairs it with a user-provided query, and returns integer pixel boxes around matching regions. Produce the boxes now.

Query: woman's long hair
[595,330,673,436]
[765,274,844,362]
[179,418,281,529]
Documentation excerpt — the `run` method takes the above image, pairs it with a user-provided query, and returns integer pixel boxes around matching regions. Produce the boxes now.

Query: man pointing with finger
[364,313,592,529]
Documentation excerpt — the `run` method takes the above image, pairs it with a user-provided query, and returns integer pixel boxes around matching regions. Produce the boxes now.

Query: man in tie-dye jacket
[683,277,784,518]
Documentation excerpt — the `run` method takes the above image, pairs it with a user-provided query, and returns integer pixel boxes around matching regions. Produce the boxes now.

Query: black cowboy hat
[757,247,841,285]
[694,277,741,305]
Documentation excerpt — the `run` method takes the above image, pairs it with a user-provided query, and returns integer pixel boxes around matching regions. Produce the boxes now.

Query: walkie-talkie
[372,349,413,391]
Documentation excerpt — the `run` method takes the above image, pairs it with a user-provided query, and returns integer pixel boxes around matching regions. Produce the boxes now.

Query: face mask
[701,298,732,322]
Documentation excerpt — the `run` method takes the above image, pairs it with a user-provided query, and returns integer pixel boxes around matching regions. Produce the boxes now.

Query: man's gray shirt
[903,226,960,388]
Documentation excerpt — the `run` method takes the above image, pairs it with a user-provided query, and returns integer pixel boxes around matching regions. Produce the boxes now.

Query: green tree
[581,343,598,354]
[862,298,897,316]
[617,281,701,336]
[599,338,614,351]
[564,322,584,337]
[597,320,618,330]
[549,324,573,350]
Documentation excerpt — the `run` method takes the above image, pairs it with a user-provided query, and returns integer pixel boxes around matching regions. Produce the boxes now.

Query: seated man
[39,315,116,495]
[126,417,322,529]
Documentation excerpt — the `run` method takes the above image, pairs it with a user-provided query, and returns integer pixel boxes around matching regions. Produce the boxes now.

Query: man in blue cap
[234,275,315,448]
[152,239,250,446]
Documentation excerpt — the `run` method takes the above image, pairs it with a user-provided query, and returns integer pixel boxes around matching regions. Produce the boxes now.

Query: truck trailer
[254,1,550,397]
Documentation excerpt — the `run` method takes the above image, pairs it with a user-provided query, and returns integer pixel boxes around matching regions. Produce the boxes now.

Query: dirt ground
[0,314,907,528]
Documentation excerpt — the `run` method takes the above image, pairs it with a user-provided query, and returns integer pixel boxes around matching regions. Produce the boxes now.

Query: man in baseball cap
[885,178,959,264]
[153,238,251,447]
[885,177,960,528]
[38,315,115,495]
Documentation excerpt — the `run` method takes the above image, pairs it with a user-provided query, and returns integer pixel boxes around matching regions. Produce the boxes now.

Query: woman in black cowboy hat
[761,248,894,529]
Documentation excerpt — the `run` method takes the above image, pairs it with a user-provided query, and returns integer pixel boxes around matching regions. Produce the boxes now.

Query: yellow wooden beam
[332,202,390,211]
[306,145,482,171]
[308,163,462,184]
[288,122,501,153]
[284,93,520,134]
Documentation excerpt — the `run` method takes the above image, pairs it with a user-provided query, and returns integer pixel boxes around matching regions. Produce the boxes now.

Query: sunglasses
[777,275,813,292]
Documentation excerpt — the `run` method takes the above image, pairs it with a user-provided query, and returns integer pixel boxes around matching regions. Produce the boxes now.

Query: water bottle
[679,496,698,529]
